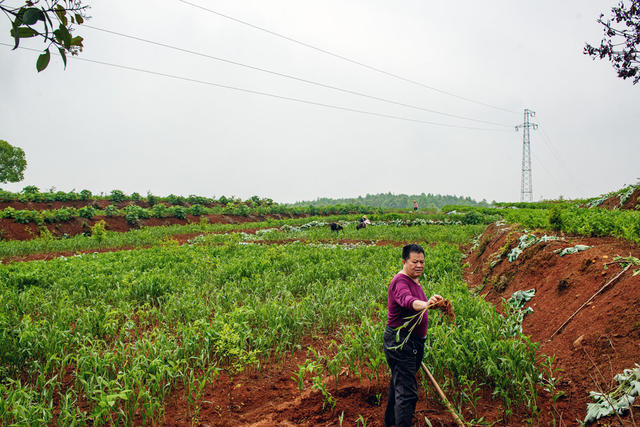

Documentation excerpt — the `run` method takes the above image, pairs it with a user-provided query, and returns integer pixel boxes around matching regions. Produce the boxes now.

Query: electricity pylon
[515,108,538,202]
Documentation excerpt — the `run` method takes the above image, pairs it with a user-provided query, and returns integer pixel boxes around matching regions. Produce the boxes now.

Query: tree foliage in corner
[1,0,89,72]
[585,0,640,84]
[0,140,27,184]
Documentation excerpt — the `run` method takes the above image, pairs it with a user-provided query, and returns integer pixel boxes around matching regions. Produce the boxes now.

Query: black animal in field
[329,222,344,234]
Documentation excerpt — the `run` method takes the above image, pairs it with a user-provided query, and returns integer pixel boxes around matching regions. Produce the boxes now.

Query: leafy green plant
[77,206,97,219]
[147,192,158,206]
[167,194,185,206]
[188,204,205,216]
[549,206,563,231]
[312,375,335,410]
[104,204,118,217]
[110,189,126,203]
[169,206,187,220]
[539,355,565,424]
[584,365,640,423]
[91,220,107,242]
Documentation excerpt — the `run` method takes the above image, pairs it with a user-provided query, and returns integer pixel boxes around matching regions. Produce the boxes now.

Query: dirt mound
[464,222,640,424]
[593,186,640,210]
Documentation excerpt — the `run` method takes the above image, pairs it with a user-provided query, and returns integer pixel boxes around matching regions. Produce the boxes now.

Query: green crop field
[0,215,552,425]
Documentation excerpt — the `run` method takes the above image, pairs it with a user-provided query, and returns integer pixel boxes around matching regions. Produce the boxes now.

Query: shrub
[21,185,39,194]
[147,192,158,206]
[188,204,206,216]
[1,207,16,219]
[77,206,97,219]
[167,194,185,206]
[151,204,168,218]
[461,211,482,225]
[91,220,107,242]
[105,205,119,217]
[14,210,44,225]
[54,191,75,201]
[187,195,212,205]
[125,205,149,226]
[130,192,142,202]
[549,207,563,231]
[0,190,14,202]
[110,190,126,203]
[79,189,92,201]
[42,210,57,223]
[57,207,76,222]
[169,206,187,219]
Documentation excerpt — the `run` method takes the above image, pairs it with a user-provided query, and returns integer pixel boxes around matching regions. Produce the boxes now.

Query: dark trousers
[383,325,425,427]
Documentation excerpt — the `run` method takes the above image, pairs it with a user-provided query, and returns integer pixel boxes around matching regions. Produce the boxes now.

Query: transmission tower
[515,108,538,202]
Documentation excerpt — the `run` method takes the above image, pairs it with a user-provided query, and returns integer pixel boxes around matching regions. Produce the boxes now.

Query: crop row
[0,222,548,425]
[443,205,640,244]
[0,186,272,206]
[0,202,381,227]
[0,213,492,259]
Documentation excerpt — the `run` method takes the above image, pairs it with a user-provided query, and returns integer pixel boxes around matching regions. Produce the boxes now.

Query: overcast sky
[1,0,638,203]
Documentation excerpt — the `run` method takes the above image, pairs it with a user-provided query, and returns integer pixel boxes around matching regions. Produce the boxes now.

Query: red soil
[596,187,640,210]
[0,213,302,241]
[160,337,461,427]
[463,222,640,425]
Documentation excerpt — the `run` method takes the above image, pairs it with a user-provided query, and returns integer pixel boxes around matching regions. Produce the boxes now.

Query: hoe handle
[420,362,466,427]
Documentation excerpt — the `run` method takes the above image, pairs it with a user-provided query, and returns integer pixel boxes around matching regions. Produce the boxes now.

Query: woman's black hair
[402,243,425,261]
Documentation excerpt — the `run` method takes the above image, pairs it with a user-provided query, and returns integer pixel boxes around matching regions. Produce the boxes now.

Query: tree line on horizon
[290,192,492,210]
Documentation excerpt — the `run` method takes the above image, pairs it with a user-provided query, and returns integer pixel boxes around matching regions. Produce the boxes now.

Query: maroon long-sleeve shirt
[386,273,429,339]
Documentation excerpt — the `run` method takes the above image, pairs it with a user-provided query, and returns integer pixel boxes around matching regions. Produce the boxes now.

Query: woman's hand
[427,294,444,306]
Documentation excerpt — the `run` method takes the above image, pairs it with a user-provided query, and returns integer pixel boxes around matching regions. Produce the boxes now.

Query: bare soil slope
[596,186,640,210]
[464,222,640,425]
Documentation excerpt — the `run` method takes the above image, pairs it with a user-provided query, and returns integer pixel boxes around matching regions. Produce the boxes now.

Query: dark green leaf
[22,8,44,26]
[56,24,72,49]
[71,36,83,47]
[54,5,68,27]
[11,18,21,50]
[10,27,38,38]
[58,47,67,69]
[75,14,84,25]
[36,48,51,72]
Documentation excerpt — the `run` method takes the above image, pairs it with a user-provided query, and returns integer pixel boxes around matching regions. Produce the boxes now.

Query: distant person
[357,215,371,230]
[384,244,443,427]
[413,200,418,211]
[329,222,343,234]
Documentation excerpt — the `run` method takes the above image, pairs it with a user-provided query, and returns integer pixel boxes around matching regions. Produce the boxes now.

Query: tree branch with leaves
[585,0,640,84]
[1,0,89,71]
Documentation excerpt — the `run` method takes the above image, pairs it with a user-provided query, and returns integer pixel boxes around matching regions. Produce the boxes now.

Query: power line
[2,42,513,131]
[177,0,518,114]
[537,126,584,197]
[83,24,512,128]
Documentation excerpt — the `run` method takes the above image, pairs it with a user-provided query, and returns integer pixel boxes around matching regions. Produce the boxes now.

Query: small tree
[585,0,640,84]
[0,140,27,184]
